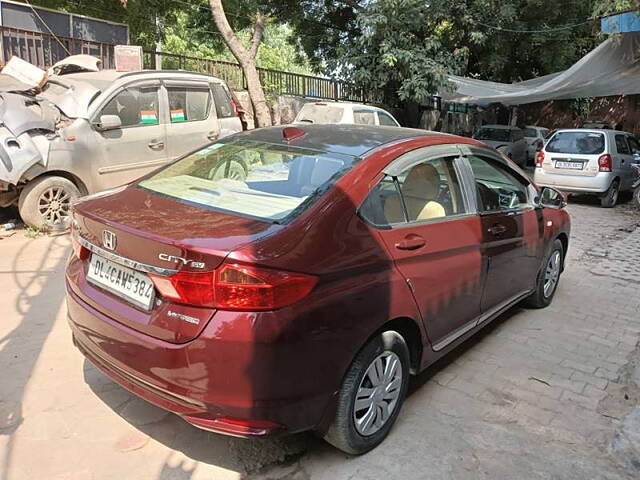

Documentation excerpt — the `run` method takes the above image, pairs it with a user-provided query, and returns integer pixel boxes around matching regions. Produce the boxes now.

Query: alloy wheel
[38,186,72,227]
[543,250,561,298]
[353,351,403,436]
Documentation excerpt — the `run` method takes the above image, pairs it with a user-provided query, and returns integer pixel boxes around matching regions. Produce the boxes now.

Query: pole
[155,14,162,70]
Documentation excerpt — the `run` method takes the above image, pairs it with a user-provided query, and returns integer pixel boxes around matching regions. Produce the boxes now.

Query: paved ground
[1,198,639,480]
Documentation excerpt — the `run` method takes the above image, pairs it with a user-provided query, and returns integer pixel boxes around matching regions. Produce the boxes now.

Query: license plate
[86,254,155,311]
[555,160,584,170]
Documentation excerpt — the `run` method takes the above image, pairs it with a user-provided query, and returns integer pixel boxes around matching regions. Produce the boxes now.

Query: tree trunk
[208,0,272,127]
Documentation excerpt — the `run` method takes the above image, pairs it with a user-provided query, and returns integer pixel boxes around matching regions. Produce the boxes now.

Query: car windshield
[546,131,605,155]
[296,104,343,124]
[138,139,358,223]
[474,128,511,142]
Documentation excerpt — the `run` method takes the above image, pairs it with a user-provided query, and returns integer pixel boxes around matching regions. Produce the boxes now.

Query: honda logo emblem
[102,230,117,251]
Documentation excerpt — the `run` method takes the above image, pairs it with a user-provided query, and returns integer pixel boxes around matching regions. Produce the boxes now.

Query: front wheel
[18,176,80,231]
[324,331,410,455]
[524,239,564,309]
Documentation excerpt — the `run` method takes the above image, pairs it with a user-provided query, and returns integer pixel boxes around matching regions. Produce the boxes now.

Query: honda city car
[66,125,570,454]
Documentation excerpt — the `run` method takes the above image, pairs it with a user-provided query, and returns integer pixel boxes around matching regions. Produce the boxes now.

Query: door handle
[207,131,218,141]
[395,235,426,250]
[487,224,507,236]
[148,140,164,150]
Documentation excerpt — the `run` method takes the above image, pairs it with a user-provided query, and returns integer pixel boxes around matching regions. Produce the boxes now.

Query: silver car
[534,129,640,207]
[523,125,550,162]
[0,70,243,230]
[472,125,528,167]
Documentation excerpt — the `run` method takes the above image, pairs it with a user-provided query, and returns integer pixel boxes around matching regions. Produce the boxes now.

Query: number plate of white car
[86,254,155,311]
[555,160,584,170]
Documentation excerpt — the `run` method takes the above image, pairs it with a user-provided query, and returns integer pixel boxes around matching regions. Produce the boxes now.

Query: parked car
[581,119,613,129]
[472,125,528,167]
[534,129,640,207]
[523,125,551,163]
[0,69,245,231]
[67,125,570,455]
[293,101,400,126]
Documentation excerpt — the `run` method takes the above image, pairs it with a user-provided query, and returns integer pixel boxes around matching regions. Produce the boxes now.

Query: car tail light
[229,90,247,131]
[149,271,215,307]
[535,151,545,167]
[71,235,90,261]
[150,264,317,311]
[598,154,612,172]
[536,139,544,151]
[214,264,317,311]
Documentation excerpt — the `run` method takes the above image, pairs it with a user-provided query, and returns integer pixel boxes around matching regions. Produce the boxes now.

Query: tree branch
[208,0,248,63]
[249,11,266,59]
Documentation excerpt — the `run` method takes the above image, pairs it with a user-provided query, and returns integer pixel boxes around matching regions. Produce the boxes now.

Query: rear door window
[353,109,376,125]
[377,111,398,126]
[211,83,235,118]
[166,86,211,123]
[615,135,631,154]
[546,131,605,155]
[138,140,358,223]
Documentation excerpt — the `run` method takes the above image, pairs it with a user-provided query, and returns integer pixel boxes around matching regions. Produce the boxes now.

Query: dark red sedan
[66,125,570,454]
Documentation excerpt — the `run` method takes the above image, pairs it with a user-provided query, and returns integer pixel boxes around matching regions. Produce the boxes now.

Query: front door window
[100,86,161,127]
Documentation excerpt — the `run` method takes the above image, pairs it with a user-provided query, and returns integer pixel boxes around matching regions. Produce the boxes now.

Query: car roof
[231,124,450,157]
[51,69,227,89]
[552,128,629,135]
[301,101,387,111]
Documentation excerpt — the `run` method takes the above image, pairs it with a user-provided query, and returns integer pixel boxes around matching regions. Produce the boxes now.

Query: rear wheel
[600,179,619,208]
[524,239,564,309]
[18,176,80,232]
[633,187,640,209]
[324,331,410,455]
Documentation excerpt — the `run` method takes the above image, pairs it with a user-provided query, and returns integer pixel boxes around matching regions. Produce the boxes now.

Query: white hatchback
[293,101,400,127]
[534,129,640,207]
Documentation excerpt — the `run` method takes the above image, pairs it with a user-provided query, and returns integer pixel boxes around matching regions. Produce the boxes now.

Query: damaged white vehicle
[0,60,244,230]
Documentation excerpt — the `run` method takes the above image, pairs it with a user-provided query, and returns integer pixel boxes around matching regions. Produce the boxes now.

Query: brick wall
[517,95,640,136]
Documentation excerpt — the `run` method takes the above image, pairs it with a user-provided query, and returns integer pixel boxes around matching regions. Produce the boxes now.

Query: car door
[89,80,168,191]
[458,146,543,311]
[362,145,484,350]
[164,81,220,159]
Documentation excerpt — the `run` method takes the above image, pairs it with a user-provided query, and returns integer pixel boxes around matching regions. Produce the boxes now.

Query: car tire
[600,179,619,208]
[634,187,640,209]
[324,330,410,455]
[208,159,247,181]
[18,176,80,232]
[523,239,564,309]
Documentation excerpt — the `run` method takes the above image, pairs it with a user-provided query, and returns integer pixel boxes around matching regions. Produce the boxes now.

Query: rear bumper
[66,278,337,438]
[534,168,612,194]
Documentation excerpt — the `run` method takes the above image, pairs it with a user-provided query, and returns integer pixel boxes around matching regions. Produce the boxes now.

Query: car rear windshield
[546,131,605,155]
[523,128,538,137]
[474,128,511,142]
[138,139,358,223]
[296,104,343,124]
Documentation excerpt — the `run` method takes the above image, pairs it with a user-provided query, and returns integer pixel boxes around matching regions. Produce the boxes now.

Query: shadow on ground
[0,235,70,480]
[82,305,523,479]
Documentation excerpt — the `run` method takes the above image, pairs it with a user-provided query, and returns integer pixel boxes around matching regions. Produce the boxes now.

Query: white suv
[293,101,400,127]
[534,129,640,207]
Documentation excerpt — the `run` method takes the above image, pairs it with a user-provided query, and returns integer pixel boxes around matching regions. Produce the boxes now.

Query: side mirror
[95,114,122,131]
[538,186,567,209]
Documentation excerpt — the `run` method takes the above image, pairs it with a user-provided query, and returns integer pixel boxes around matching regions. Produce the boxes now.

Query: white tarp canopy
[445,32,640,105]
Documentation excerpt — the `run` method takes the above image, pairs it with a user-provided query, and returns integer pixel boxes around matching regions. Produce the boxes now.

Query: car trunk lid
[541,131,606,178]
[72,184,280,343]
